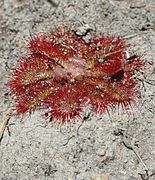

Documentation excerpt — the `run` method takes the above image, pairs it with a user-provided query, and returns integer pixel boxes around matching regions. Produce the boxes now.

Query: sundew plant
[7,27,145,123]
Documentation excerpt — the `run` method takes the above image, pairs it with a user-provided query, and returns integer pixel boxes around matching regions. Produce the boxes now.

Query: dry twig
[0,108,12,142]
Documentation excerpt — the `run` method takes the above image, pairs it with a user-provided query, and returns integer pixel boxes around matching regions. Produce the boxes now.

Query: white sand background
[0,0,155,179]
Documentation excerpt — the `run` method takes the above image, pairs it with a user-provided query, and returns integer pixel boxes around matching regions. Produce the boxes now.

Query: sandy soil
[0,0,155,179]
